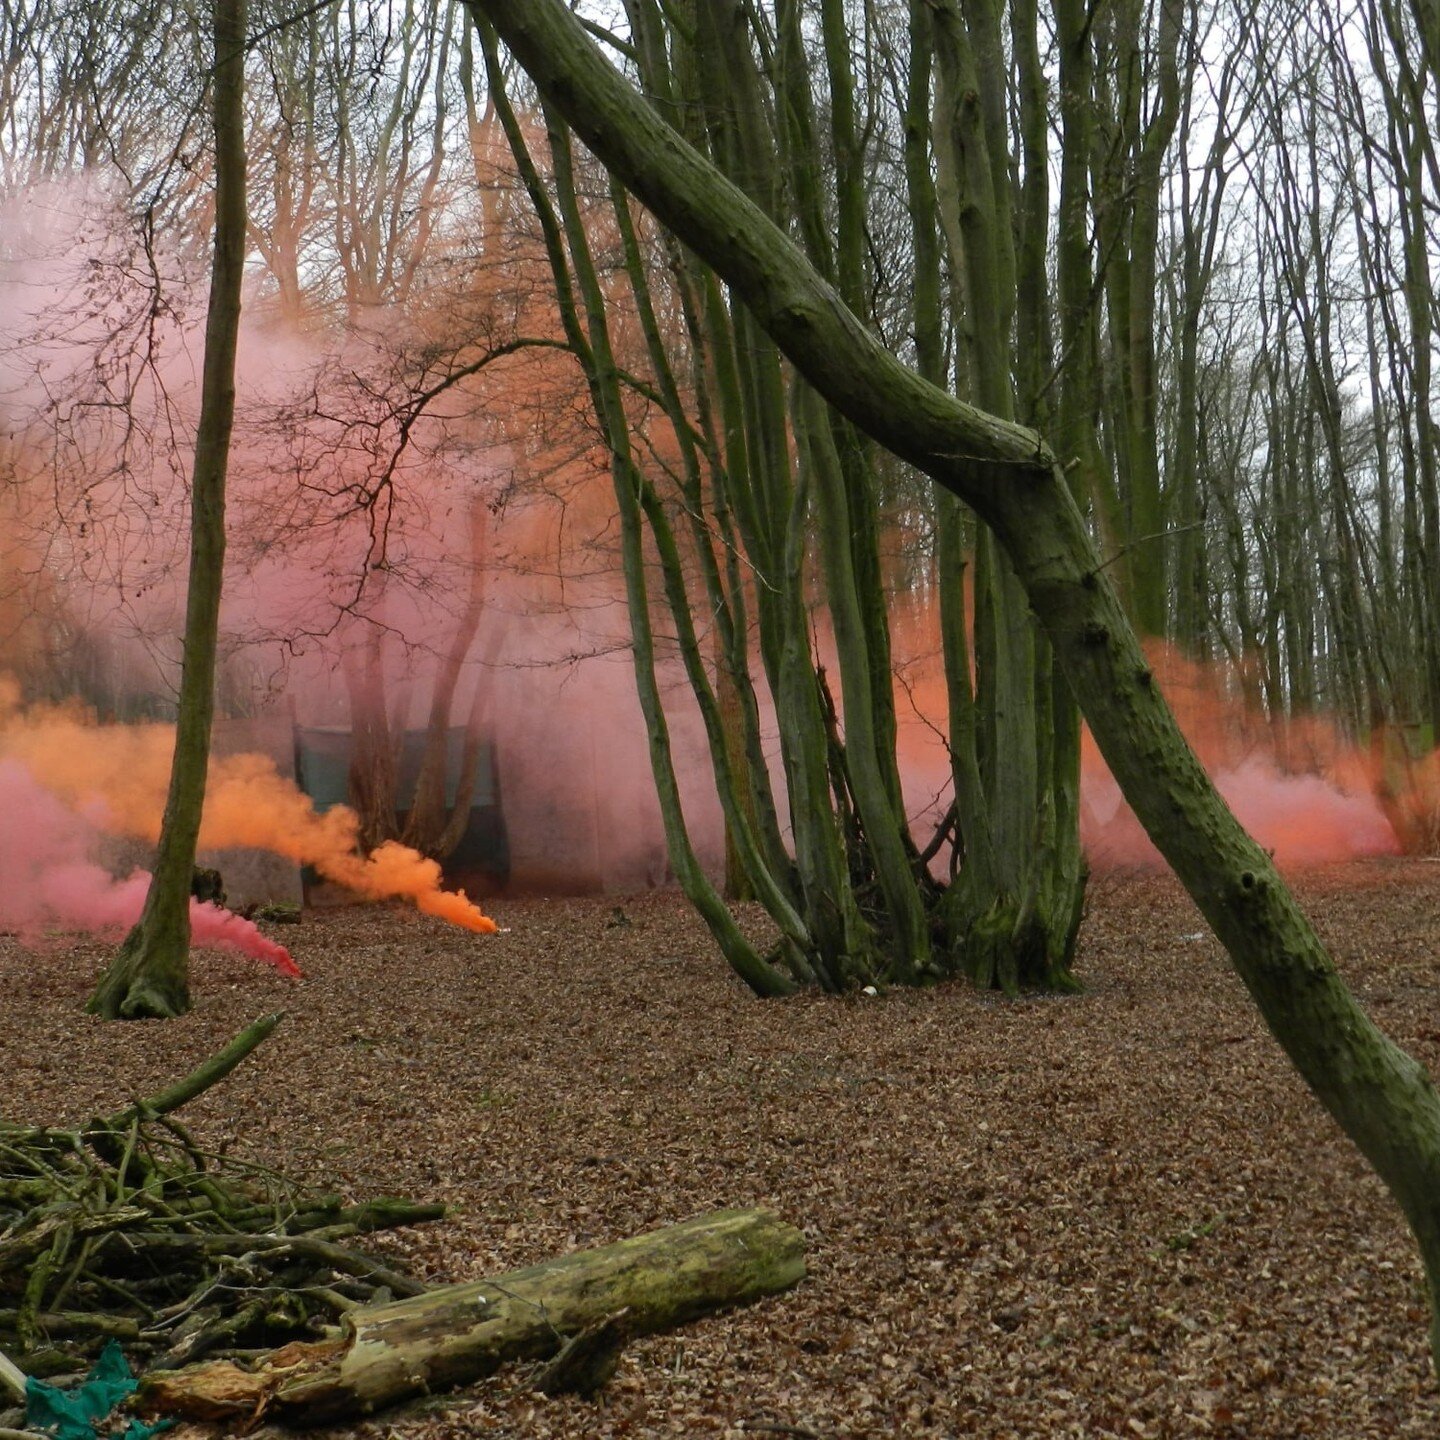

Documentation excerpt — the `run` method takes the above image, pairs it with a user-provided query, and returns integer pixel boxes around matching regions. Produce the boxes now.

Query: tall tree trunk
[88,0,247,1020]
[401,499,489,858]
[1116,0,1182,637]
[928,0,1083,991]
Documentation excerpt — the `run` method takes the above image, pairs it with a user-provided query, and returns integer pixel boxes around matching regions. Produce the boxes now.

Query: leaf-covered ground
[5,861,1440,1438]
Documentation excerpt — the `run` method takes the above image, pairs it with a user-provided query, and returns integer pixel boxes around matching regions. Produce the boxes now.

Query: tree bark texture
[87,0,248,1020]
[139,1208,806,1424]
[467,0,1440,1368]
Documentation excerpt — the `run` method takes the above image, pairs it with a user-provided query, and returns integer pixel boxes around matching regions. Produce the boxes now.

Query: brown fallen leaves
[4,859,1440,1437]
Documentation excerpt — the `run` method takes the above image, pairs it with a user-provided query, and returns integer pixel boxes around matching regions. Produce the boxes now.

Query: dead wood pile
[0,1014,441,1381]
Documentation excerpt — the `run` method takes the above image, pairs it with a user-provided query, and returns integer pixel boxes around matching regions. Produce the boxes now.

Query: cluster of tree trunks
[475,0,1085,1000]
[470,0,1440,1373]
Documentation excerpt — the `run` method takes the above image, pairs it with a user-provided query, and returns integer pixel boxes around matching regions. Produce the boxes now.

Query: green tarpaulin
[25,1342,171,1440]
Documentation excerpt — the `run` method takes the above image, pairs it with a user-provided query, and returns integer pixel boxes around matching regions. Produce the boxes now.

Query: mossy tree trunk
[469,0,1440,1370]
[87,0,248,1021]
[772,0,931,982]
[928,0,1085,991]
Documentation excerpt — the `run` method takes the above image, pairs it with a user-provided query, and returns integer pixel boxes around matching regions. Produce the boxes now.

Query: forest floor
[6,861,1440,1438]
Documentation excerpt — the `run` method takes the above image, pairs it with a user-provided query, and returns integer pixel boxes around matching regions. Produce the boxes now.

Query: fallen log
[140,1207,806,1424]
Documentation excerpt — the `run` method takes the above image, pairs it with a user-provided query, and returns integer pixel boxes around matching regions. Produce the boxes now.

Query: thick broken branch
[108,1013,285,1127]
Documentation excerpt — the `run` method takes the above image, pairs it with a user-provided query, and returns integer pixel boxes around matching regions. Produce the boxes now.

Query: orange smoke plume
[887,617,1427,872]
[1080,644,1405,870]
[0,679,498,933]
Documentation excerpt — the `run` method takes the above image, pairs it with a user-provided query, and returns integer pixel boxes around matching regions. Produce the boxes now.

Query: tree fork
[467,0,1440,1370]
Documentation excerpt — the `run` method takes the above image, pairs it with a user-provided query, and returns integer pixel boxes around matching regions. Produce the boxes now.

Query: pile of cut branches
[0,1014,441,1381]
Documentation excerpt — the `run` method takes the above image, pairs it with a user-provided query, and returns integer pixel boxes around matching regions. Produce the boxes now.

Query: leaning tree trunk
[469,0,1440,1370]
[88,0,248,1020]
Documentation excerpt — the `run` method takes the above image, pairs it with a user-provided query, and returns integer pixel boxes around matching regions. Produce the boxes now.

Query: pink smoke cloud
[0,758,299,974]
[1081,753,1400,870]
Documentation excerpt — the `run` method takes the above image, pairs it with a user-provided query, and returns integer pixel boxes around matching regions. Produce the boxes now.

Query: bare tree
[88,0,248,1019]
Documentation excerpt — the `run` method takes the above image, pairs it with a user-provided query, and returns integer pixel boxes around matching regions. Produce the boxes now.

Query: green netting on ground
[25,1340,171,1440]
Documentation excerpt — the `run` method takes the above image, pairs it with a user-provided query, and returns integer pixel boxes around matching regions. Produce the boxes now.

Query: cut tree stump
[139,1207,805,1425]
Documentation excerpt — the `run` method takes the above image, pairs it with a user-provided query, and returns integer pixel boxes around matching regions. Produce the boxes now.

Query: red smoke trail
[189,901,301,975]
[0,681,498,940]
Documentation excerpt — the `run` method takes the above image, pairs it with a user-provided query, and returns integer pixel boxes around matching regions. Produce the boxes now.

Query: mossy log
[140,1207,806,1424]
